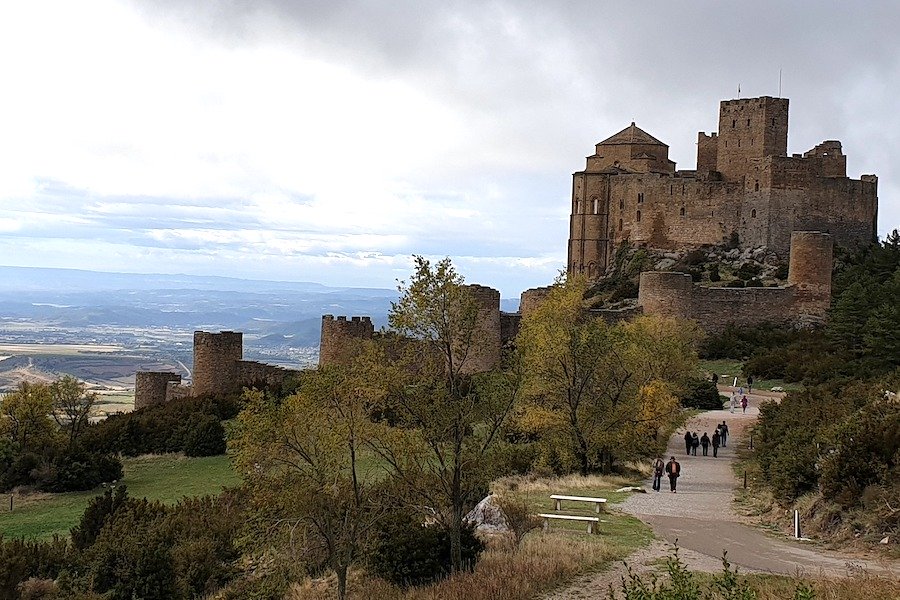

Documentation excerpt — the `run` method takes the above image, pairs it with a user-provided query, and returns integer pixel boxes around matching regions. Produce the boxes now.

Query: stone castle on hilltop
[569,96,878,278]
[134,95,879,407]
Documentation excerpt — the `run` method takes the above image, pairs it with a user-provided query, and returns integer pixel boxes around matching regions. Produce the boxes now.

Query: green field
[0,454,241,540]
[697,359,802,392]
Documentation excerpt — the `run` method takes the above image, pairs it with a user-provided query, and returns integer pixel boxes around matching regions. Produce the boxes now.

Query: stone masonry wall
[460,284,501,374]
[192,331,243,397]
[134,371,182,410]
[237,360,292,389]
[319,315,374,367]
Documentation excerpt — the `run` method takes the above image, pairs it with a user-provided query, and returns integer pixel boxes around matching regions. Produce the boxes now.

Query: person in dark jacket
[691,432,699,456]
[718,421,729,447]
[665,456,681,492]
[700,432,710,456]
[652,457,665,492]
[684,430,692,455]
[712,430,720,458]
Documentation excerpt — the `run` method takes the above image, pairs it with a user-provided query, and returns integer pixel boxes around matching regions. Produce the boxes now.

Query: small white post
[543,516,550,532]
[554,498,561,511]
[794,509,801,539]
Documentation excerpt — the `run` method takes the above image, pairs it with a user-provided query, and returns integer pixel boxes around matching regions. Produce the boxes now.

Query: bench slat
[550,495,607,502]
[537,513,599,522]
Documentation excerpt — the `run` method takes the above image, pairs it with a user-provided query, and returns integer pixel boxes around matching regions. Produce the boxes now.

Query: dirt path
[545,390,899,598]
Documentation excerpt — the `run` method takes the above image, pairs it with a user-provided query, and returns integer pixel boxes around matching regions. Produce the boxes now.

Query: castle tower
[787,231,833,320]
[637,272,695,319]
[519,286,554,318]
[134,371,182,410]
[459,284,501,374]
[715,96,788,181]
[319,315,374,367]
[192,331,243,397]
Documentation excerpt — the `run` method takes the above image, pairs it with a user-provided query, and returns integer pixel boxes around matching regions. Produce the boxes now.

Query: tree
[369,256,520,574]
[0,382,58,453]
[49,375,97,448]
[516,275,699,474]
[233,362,386,600]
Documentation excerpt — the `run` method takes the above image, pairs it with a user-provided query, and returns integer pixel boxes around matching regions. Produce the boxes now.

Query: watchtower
[134,371,182,410]
[787,231,833,320]
[192,331,243,397]
[319,315,374,367]
[715,96,788,181]
[460,284,501,374]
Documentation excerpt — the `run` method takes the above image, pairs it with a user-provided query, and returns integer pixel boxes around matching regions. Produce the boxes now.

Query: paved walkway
[619,390,896,577]
[545,390,898,598]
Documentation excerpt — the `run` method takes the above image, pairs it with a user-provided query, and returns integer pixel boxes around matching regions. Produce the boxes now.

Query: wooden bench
[550,494,608,513]
[538,513,601,534]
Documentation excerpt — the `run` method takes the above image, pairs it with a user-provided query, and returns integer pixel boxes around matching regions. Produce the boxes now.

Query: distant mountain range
[0,266,520,348]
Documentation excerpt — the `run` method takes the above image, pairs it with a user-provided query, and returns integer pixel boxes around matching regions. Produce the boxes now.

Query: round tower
[319,315,374,367]
[192,331,243,397]
[519,286,554,318]
[787,231,833,319]
[460,284,501,374]
[638,271,695,320]
[134,371,182,410]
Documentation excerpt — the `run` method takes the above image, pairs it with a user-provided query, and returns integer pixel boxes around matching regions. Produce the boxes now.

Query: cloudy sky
[1,1,898,296]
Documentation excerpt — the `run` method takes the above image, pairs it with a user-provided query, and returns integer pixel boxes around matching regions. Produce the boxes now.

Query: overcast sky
[1,1,898,297]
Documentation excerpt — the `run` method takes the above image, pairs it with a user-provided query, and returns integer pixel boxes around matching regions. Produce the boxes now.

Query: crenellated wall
[319,315,374,367]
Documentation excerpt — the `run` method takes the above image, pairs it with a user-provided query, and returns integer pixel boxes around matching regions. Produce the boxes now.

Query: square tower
[716,96,788,182]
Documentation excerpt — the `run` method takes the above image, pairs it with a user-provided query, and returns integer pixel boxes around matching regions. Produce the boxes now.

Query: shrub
[736,262,762,280]
[368,513,484,587]
[679,379,724,410]
[708,263,721,282]
[40,450,122,493]
[773,263,789,280]
[726,230,739,249]
[184,416,226,457]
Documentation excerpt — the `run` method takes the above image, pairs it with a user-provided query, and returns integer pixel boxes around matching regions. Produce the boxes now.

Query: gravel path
[545,390,899,598]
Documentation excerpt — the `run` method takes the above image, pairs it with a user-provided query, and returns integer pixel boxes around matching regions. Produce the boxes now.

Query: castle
[568,96,878,278]
[134,96,878,406]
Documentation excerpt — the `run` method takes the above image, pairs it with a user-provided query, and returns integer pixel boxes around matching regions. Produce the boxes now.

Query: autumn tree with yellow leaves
[516,275,700,474]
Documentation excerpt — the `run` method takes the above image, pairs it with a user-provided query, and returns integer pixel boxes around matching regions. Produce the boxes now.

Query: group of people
[652,421,730,493]
[682,421,729,458]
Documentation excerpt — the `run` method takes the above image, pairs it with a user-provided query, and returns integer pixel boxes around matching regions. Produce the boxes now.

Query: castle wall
[500,312,521,347]
[134,371,182,410]
[787,231,833,320]
[460,284,501,374]
[519,286,553,317]
[236,360,291,389]
[319,315,374,367]
[193,331,243,397]
[697,132,718,173]
[165,382,192,403]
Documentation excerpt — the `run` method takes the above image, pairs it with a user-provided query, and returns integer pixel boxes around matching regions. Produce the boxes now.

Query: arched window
[592,197,599,214]
[619,198,624,210]
[754,180,759,191]
[576,200,582,213]
[680,207,685,216]
[732,119,736,128]
[636,210,641,223]
[618,218,623,231]
[637,192,644,204]
[751,209,757,218]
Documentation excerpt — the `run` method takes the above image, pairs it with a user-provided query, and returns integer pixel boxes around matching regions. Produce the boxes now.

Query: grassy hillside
[0,453,240,540]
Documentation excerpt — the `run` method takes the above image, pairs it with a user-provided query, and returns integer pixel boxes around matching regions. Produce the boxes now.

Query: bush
[679,379,724,410]
[708,263,721,282]
[368,513,484,587]
[773,263,789,280]
[736,262,762,280]
[184,416,226,457]
[40,450,122,493]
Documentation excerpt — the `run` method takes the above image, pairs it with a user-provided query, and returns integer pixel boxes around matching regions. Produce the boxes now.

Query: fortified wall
[134,331,294,409]
[638,231,833,331]
[569,96,877,279]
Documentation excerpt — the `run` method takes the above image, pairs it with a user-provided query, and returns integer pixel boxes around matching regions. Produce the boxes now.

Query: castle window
[771,118,775,126]
[636,210,641,223]
[670,185,673,195]
[680,207,685,216]
[747,119,750,126]
[732,119,736,128]
[737,139,741,148]
[576,200,582,213]
[592,197,599,214]
[637,192,644,204]
[682,184,685,194]
[618,218,623,231]
[751,209,757,218]
[754,180,759,191]
[619,198,624,209]
[724,141,728,148]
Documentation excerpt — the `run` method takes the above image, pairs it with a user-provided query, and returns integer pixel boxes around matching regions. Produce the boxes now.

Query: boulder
[464,494,510,533]
[615,486,647,493]
[655,258,676,270]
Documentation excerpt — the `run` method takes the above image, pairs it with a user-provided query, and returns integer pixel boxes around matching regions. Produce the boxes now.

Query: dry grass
[287,533,620,600]
[492,472,637,495]
[741,573,900,599]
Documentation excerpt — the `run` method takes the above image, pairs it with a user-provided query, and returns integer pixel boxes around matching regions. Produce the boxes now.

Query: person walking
[747,375,754,393]
[719,421,729,447]
[741,395,749,413]
[712,429,720,457]
[684,430,692,455]
[730,393,737,414]
[665,456,681,493]
[691,432,699,456]
[700,432,710,456]
[652,457,665,492]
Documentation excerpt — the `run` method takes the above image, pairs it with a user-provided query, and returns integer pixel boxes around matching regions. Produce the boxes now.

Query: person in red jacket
[665,456,681,493]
